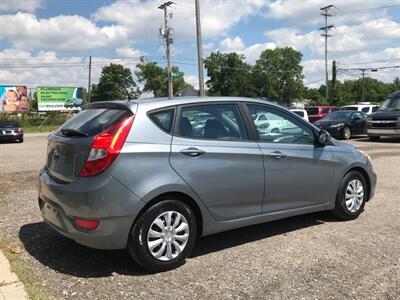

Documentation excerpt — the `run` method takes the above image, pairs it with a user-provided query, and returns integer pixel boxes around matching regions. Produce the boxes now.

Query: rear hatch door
[46,103,135,183]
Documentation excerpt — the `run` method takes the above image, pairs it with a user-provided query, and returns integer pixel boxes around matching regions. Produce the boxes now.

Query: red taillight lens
[74,218,99,230]
[79,116,134,177]
[18,127,24,134]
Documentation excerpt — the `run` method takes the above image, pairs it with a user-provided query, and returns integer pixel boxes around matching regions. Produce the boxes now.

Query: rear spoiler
[83,101,138,113]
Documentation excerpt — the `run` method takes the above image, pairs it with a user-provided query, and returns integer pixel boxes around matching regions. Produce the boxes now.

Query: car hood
[314,120,348,127]
[372,111,400,120]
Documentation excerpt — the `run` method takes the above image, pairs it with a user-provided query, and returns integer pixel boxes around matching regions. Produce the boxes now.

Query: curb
[0,250,28,300]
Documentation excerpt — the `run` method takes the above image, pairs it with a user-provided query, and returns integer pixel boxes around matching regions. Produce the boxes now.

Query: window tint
[361,107,370,113]
[305,107,319,115]
[57,109,132,137]
[248,105,314,145]
[322,108,330,113]
[372,106,378,112]
[178,104,246,140]
[149,109,174,133]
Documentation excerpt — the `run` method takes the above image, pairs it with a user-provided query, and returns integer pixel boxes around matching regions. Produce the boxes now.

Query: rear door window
[56,108,132,137]
[322,108,330,114]
[177,104,247,140]
[361,107,370,113]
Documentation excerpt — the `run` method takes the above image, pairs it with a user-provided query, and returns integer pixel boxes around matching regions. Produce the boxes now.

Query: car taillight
[18,128,24,134]
[79,116,134,177]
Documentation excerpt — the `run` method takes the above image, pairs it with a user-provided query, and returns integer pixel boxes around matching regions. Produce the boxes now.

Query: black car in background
[314,110,368,140]
[0,121,24,143]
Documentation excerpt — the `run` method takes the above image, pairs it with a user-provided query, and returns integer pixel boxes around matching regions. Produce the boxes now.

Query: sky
[0,0,400,94]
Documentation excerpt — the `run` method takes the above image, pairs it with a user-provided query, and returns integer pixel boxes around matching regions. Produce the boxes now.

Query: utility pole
[195,0,205,96]
[361,68,365,102]
[320,5,334,103]
[158,1,174,98]
[88,56,92,103]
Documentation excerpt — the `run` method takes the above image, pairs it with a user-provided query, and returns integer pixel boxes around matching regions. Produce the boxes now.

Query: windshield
[378,98,400,111]
[323,111,352,121]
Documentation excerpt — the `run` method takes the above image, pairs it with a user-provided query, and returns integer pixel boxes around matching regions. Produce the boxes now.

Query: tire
[128,200,197,272]
[368,135,380,141]
[18,138,23,143]
[342,126,351,140]
[332,171,368,220]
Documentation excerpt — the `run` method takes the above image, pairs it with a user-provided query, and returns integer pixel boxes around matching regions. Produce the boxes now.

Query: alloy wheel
[147,211,190,261]
[345,179,364,213]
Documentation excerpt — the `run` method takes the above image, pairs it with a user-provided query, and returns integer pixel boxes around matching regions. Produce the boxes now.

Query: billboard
[37,87,84,111]
[0,86,29,113]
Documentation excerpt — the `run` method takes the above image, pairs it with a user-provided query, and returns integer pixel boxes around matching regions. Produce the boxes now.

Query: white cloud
[0,13,129,51]
[265,17,400,57]
[266,0,397,25]
[0,49,143,88]
[0,0,41,12]
[93,0,270,40]
[184,75,199,90]
[218,36,276,63]
[115,47,146,59]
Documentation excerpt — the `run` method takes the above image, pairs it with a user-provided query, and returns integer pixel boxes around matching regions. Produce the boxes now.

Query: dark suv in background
[367,91,400,141]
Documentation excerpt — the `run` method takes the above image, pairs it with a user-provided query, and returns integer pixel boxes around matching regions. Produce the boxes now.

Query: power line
[320,4,334,103]
[158,1,174,98]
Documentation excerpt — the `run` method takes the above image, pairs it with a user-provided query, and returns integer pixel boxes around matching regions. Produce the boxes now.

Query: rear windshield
[306,107,319,115]
[56,108,132,137]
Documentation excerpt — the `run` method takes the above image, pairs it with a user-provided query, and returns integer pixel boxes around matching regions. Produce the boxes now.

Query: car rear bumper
[38,167,145,249]
[0,133,23,140]
[367,128,400,136]
[368,168,377,201]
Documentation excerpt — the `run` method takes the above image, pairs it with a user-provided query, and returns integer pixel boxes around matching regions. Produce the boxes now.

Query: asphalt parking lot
[0,134,399,299]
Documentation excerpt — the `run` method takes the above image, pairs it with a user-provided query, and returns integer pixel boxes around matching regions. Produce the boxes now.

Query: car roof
[342,104,375,108]
[88,97,289,112]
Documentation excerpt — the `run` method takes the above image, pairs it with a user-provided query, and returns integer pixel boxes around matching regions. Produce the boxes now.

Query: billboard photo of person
[0,86,29,113]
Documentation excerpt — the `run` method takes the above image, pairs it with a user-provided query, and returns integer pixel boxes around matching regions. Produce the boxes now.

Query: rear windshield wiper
[59,128,89,137]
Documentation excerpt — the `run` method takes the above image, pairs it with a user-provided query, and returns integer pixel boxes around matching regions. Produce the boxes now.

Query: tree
[204,52,256,97]
[91,63,139,102]
[136,62,190,97]
[254,47,304,105]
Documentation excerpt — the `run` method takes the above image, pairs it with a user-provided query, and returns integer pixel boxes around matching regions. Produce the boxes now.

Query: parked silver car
[39,97,377,272]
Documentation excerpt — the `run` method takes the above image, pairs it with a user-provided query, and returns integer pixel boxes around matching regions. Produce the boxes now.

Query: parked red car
[305,106,339,123]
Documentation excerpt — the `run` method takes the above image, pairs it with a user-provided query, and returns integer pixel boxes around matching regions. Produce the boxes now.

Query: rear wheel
[342,126,351,140]
[17,138,23,143]
[368,135,380,141]
[332,171,367,220]
[128,200,197,272]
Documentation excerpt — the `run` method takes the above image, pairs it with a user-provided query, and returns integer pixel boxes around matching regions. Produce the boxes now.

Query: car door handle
[180,147,206,157]
[267,151,287,159]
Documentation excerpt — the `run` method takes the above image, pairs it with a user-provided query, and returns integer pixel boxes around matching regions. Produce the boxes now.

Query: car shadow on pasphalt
[19,211,337,277]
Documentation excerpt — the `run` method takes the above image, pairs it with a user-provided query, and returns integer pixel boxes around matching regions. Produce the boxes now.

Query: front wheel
[332,171,368,220]
[128,200,197,272]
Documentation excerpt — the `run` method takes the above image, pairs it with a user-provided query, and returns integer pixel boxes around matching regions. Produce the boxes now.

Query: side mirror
[318,130,331,146]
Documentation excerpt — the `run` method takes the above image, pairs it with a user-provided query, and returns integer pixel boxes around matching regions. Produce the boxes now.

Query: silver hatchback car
[39,97,376,271]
